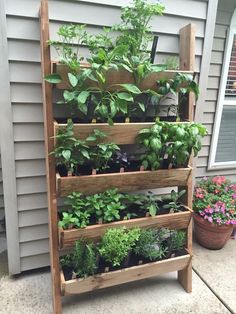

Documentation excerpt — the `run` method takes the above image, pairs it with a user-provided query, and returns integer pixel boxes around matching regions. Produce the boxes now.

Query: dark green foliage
[99,228,140,267]
[169,230,186,252]
[162,190,186,213]
[72,240,97,277]
[134,228,167,261]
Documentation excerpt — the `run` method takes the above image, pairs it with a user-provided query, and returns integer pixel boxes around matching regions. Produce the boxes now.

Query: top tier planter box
[52,62,194,91]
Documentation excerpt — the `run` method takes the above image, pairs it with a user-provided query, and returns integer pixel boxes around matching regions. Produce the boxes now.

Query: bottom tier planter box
[60,254,191,295]
[58,207,192,249]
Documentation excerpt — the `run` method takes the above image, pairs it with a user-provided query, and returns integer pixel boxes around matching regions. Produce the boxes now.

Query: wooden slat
[57,167,192,197]
[178,23,195,293]
[39,1,62,313]
[59,208,192,249]
[53,62,194,91]
[61,254,191,295]
[54,121,192,145]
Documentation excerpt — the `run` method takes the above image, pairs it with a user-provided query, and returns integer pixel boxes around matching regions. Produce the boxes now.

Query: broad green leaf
[110,101,117,118]
[62,150,71,160]
[78,102,88,115]
[68,73,78,87]
[120,84,141,95]
[44,73,62,84]
[149,204,157,217]
[117,92,133,102]
[117,99,128,114]
[77,91,90,104]
[81,149,90,159]
[120,63,133,73]
[63,90,74,102]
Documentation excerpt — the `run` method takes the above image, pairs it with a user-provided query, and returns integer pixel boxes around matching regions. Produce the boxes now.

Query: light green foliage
[139,191,159,216]
[72,240,97,277]
[137,122,168,170]
[162,190,186,213]
[99,228,141,267]
[115,0,165,60]
[169,230,186,252]
[48,24,87,71]
[138,121,208,169]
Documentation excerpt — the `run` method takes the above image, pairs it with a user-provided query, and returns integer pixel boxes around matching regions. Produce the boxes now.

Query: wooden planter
[54,121,191,145]
[53,62,194,91]
[60,254,192,295]
[57,167,192,197]
[59,207,192,249]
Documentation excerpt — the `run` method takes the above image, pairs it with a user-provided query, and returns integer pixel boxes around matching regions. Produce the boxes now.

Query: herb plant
[58,212,79,229]
[134,228,166,261]
[169,230,186,252]
[139,191,159,216]
[99,228,140,267]
[72,240,97,278]
[115,0,165,60]
[162,190,186,213]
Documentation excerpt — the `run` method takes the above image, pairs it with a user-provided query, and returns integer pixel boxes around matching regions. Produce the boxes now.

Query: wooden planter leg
[178,258,192,293]
[40,0,62,313]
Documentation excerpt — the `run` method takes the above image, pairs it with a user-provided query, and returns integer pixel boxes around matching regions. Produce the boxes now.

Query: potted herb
[193,176,236,249]
[98,227,140,269]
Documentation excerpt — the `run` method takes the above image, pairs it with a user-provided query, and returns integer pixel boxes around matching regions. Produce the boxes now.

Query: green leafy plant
[166,123,208,167]
[91,142,120,172]
[58,212,79,229]
[52,119,90,174]
[169,230,186,252]
[137,122,167,170]
[162,190,186,213]
[60,254,73,268]
[139,191,159,216]
[99,228,140,267]
[134,228,167,261]
[72,239,97,278]
[48,24,87,72]
[115,0,165,60]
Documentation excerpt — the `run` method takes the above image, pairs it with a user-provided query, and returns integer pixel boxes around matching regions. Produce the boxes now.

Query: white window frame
[208,9,236,170]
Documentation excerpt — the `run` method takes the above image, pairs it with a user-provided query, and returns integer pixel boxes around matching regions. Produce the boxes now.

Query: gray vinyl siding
[5,0,208,272]
[0,155,5,233]
[196,0,236,180]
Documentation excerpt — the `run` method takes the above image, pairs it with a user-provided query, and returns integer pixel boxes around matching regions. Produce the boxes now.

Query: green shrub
[99,228,140,267]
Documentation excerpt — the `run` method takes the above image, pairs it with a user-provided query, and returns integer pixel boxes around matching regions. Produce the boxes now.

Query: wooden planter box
[58,207,192,249]
[53,62,194,91]
[60,254,192,295]
[54,121,191,145]
[56,167,192,197]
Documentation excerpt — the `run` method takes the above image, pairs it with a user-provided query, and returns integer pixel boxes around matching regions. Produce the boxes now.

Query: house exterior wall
[196,0,236,180]
[2,0,210,273]
[0,156,4,232]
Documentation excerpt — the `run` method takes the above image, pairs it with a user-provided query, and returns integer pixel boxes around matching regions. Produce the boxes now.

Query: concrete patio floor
[0,239,235,314]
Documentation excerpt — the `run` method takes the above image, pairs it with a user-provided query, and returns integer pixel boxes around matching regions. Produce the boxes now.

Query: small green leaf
[149,204,157,217]
[68,73,78,87]
[81,149,90,159]
[44,73,62,84]
[138,102,145,112]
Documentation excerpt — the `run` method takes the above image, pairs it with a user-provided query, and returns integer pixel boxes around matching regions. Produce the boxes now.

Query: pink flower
[208,217,213,223]
[204,215,208,220]
[208,208,214,214]
[225,220,231,225]
[232,194,236,199]
[200,212,205,216]
[212,176,226,185]
[230,220,236,225]
[203,176,208,181]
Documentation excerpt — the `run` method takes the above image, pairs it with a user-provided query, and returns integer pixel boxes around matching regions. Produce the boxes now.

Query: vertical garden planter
[40,1,196,312]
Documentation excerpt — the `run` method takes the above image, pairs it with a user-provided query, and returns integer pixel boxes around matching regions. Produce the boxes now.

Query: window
[209,9,236,169]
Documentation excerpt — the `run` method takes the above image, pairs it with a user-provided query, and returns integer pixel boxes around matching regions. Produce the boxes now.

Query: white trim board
[208,8,236,170]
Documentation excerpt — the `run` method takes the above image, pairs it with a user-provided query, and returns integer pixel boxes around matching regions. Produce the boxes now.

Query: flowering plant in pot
[193,176,236,249]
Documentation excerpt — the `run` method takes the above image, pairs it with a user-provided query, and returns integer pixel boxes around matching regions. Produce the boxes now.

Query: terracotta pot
[193,213,233,250]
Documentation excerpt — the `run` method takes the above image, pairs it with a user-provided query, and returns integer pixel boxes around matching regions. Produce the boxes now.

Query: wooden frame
[61,254,192,295]
[40,1,195,311]
[59,206,192,249]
